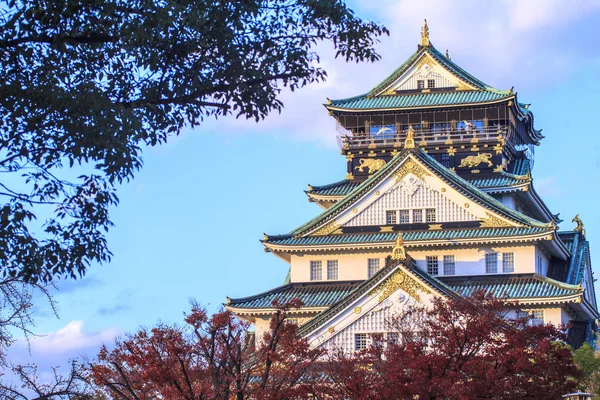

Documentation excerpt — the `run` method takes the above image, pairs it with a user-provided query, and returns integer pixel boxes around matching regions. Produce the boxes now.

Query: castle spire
[420,19,430,47]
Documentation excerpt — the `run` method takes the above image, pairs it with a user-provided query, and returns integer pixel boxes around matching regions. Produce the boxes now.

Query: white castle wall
[290,245,538,283]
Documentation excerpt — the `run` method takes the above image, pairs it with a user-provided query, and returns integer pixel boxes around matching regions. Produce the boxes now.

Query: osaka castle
[225,21,598,350]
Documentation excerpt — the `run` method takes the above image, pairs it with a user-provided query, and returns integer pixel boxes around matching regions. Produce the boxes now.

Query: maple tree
[90,300,324,400]
[323,292,581,400]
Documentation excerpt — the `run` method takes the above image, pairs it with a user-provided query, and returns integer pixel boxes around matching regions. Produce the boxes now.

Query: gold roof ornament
[405,124,415,149]
[445,49,450,59]
[420,19,430,47]
[391,232,407,261]
[573,214,585,234]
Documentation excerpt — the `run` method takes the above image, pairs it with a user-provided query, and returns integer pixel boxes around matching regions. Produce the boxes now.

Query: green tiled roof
[230,271,581,314]
[308,180,360,196]
[228,281,361,309]
[440,274,581,299]
[368,44,501,96]
[466,173,530,190]
[327,44,512,112]
[267,227,550,247]
[310,172,530,200]
[554,231,590,286]
[269,148,550,241]
[328,91,510,111]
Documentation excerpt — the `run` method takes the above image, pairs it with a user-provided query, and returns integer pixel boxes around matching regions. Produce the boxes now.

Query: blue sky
[8,0,600,376]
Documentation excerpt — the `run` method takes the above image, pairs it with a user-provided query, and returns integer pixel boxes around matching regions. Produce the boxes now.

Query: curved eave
[306,192,344,203]
[325,94,514,114]
[263,229,555,253]
[513,293,584,306]
[512,96,544,144]
[478,182,531,194]
[225,305,326,316]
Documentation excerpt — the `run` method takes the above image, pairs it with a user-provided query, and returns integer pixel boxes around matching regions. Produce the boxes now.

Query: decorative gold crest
[391,232,407,261]
[369,268,432,303]
[573,214,584,233]
[393,159,430,183]
[480,213,512,228]
[355,158,386,174]
[458,153,493,168]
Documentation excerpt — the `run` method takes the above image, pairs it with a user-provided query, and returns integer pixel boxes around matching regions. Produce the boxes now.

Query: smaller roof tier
[307,180,360,196]
[466,172,531,191]
[227,281,361,310]
[327,90,511,111]
[439,274,582,299]
[265,226,551,248]
[269,147,551,242]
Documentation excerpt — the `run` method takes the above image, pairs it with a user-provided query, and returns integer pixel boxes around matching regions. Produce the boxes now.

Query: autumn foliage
[324,292,581,400]
[91,294,582,400]
[90,299,324,400]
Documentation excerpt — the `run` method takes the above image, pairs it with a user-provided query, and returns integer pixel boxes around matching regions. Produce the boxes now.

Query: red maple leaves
[91,294,581,399]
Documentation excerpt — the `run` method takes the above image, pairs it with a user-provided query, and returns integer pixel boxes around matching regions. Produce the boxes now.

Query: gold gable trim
[480,212,513,228]
[368,268,432,303]
[310,221,342,236]
[393,158,430,182]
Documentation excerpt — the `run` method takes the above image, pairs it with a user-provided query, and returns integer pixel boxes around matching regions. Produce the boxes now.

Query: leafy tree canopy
[0,0,388,283]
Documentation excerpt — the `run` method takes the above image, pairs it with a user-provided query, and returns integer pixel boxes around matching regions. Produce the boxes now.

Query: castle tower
[225,21,598,350]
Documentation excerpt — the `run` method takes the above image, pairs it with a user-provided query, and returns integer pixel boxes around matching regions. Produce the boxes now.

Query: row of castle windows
[310,253,515,281]
[310,258,383,281]
[425,252,514,275]
[386,208,436,225]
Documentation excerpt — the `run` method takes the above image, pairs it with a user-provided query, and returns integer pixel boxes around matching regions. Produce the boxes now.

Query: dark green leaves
[0,0,387,283]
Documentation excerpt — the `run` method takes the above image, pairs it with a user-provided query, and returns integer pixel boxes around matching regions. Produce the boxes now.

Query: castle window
[536,255,543,274]
[310,260,322,280]
[417,80,425,89]
[486,253,498,273]
[327,260,338,280]
[368,258,380,278]
[443,255,455,275]
[531,310,544,325]
[386,210,397,225]
[440,153,451,168]
[399,210,410,224]
[412,209,423,223]
[387,332,400,346]
[428,79,435,88]
[426,256,439,275]
[426,208,436,223]
[502,252,514,273]
[517,310,544,326]
[355,333,368,351]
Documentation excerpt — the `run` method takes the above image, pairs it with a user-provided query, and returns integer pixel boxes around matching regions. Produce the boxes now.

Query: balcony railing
[336,123,511,150]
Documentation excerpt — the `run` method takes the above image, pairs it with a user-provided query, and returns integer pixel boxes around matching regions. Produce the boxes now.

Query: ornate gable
[378,52,476,95]
[326,154,516,230]
[304,260,454,350]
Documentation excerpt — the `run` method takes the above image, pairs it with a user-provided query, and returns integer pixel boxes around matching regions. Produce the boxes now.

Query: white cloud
[27,320,118,355]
